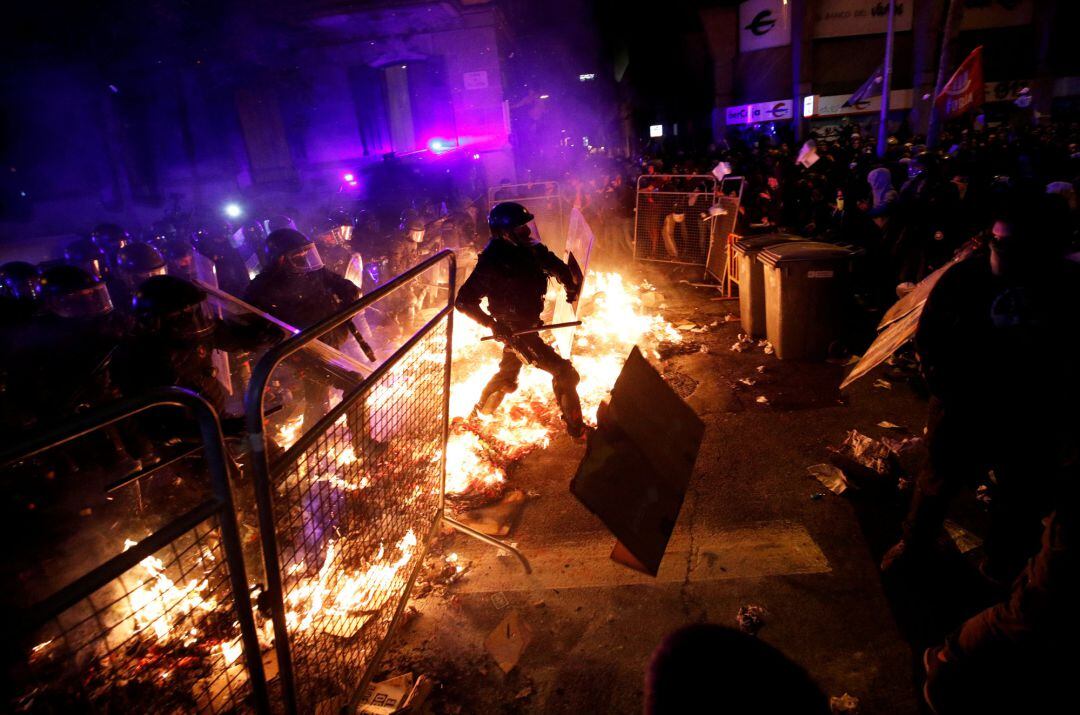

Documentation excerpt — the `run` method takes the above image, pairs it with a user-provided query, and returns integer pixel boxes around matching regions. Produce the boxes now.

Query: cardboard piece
[571,346,705,576]
[357,673,414,715]
[484,610,533,673]
[840,307,921,390]
[456,489,526,536]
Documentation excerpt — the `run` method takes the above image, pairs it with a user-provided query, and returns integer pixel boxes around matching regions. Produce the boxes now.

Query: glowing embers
[284,530,419,639]
[445,271,679,497]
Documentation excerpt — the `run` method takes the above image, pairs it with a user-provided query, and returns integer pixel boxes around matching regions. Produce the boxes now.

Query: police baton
[481,320,582,341]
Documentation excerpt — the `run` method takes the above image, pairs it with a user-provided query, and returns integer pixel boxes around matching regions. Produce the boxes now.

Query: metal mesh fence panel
[14,517,257,713]
[247,252,456,713]
[633,175,718,266]
[3,391,268,714]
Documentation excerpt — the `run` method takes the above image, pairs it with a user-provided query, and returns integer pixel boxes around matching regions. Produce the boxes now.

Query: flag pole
[876,0,896,158]
[927,0,965,149]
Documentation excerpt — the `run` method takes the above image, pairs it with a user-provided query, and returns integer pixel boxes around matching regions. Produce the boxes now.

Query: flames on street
[446,270,680,496]
[21,267,675,709]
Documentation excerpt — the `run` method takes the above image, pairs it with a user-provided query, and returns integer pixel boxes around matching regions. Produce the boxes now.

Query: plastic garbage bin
[759,242,854,360]
[733,234,804,338]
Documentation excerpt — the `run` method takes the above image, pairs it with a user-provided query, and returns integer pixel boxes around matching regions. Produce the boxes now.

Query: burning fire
[285,530,418,636]
[446,271,679,496]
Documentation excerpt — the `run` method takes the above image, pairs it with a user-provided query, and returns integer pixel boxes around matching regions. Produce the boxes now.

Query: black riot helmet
[132,274,213,339]
[40,264,114,318]
[161,239,197,280]
[63,237,110,280]
[0,261,42,306]
[400,210,426,244]
[266,228,324,274]
[90,223,131,250]
[319,210,354,247]
[115,242,168,288]
[488,202,535,244]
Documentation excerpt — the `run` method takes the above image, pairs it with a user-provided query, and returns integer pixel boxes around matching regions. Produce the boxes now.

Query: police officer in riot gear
[245,228,377,442]
[315,211,360,279]
[111,275,282,421]
[455,201,586,438]
[112,242,168,310]
[63,237,110,281]
[192,226,250,296]
[160,238,198,281]
[2,265,120,435]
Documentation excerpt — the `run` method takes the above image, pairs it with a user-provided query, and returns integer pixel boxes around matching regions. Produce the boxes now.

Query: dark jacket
[455,238,575,328]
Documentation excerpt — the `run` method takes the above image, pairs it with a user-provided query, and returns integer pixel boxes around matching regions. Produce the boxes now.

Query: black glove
[565,287,580,304]
[490,320,515,343]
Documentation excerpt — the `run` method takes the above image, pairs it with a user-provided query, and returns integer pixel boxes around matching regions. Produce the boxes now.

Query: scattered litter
[514,686,533,700]
[755,396,769,404]
[845,354,861,365]
[490,591,510,610]
[873,378,892,390]
[736,604,768,635]
[755,365,766,373]
[835,430,893,478]
[880,435,928,481]
[495,541,519,557]
[357,673,415,715]
[829,693,861,714]
[485,610,533,673]
[699,345,710,354]
[808,463,850,495]
[810,492,825,500]
[709,320,719,327]
[690,326,708,333]
[723,313,740,323]
[738,377,756,387]
[763,342,775,355]
[676,323,696,331]
[944,519,983,554]
[876,421,906,430]
[976,484,992,507]
[730,333,754,352]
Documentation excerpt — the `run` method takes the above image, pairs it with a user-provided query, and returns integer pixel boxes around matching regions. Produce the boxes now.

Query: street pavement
[379,263,953,714]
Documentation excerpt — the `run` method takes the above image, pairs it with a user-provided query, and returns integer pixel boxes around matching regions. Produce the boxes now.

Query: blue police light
[427,138,456,154]
[223,203,243,219]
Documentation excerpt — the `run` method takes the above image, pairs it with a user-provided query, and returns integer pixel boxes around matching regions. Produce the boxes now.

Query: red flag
[935,46,984,120]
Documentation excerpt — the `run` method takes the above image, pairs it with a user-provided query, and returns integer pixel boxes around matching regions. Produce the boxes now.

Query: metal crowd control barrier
[1,388,269,714]
[245,249,528,714]
[633,174,719,266]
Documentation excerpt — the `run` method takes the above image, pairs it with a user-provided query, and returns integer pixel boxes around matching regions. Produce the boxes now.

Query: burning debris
[445,271,681,501]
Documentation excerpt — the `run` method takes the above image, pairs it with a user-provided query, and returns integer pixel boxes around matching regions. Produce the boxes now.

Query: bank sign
[726,99,795,125]
[739,0,792,52]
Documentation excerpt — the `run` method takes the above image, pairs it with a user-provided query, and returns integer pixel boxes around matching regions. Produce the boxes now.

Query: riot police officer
[245,228,376,440]
[315,211,362,282]
[192,226,250,296]
[112,242,168,311]
[455,201,586,438]
[63,237,110,281]
[111,275,282,421]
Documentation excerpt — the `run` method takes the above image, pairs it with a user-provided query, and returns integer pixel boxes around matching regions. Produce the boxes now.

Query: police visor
[51,283,114,318]
[285,243,324,273]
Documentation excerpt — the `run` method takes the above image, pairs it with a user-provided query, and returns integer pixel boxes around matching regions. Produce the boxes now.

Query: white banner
[809,89,915,117]
[812,0,913,38]
[726,99,795,125]
[960,0,1033,30]
[739,0,791,52]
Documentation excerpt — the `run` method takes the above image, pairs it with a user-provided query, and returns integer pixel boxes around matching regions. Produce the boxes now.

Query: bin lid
[758,241,852,267]
[732,233,803,256]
